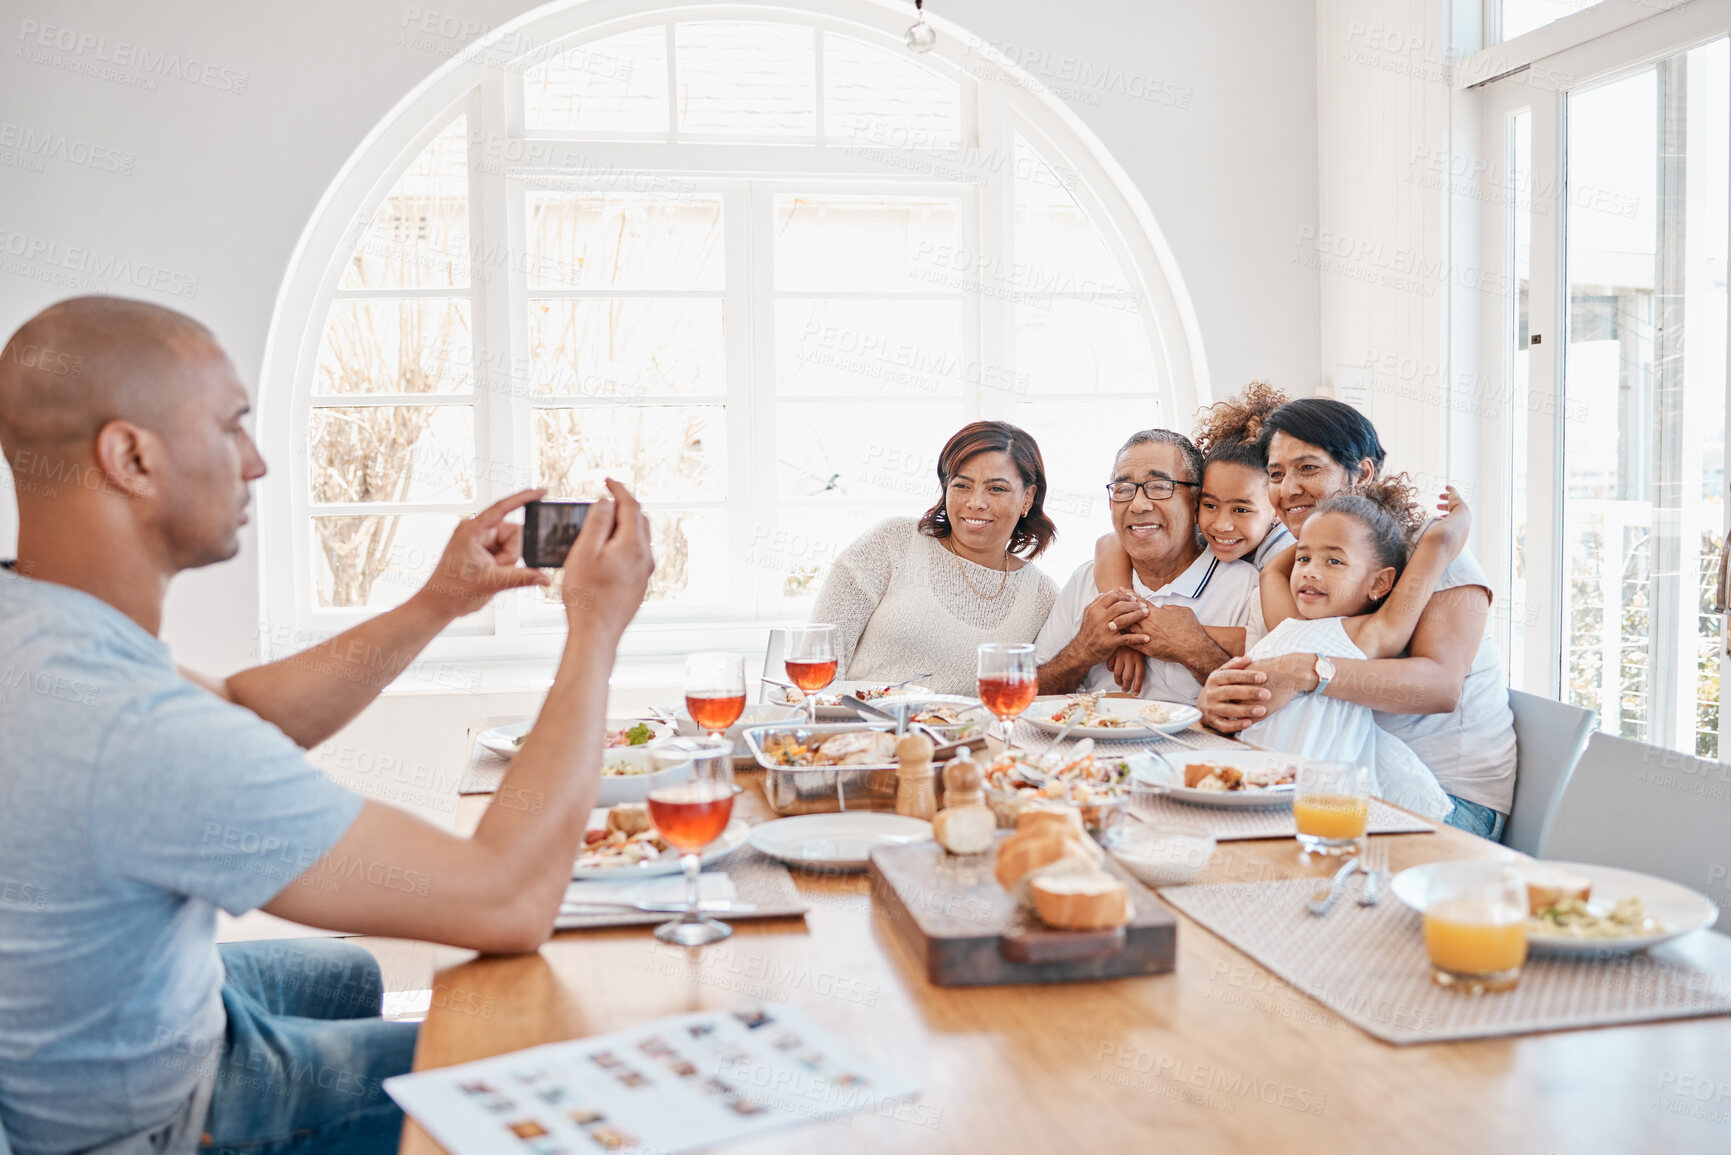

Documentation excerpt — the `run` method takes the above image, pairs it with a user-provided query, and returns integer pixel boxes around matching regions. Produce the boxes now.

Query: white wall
[1,0,1319,818]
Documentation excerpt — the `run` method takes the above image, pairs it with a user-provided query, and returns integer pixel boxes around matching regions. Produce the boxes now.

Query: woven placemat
[1131,794,1433,840]
[1007,721,1434,839]
[1162,878,1731,1044]
[554,848,808,932]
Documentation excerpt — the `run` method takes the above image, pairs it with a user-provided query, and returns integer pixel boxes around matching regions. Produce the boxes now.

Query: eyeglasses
[1106,477,1199,503]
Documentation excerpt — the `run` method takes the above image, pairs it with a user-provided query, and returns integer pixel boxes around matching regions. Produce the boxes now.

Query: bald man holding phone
[0,297,654,1155]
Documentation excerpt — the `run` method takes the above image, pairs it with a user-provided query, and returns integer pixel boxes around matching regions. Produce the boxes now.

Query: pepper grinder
[940,757,984,809]
[894,732,937,821]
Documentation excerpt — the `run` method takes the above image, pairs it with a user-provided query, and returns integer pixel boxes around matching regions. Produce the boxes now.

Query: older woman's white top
[809,517,1059,697]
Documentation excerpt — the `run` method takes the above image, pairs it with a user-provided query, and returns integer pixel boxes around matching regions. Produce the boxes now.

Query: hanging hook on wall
[905,0,937,53]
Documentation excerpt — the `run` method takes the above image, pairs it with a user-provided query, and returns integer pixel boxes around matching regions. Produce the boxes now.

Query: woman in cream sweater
[810,421,1060,696]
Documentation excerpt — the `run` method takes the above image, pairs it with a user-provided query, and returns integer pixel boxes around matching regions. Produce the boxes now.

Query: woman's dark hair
[919,420,1057,559]
[1312,473,1423,586]
[1194,380,1289,475]
[1257,397,1387,478]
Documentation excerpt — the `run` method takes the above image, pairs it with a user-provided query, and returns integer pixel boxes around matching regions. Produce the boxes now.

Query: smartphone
[522,501,591,568]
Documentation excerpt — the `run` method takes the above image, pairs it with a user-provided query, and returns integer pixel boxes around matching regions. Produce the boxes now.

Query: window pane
[312,513,460,609]
[1508,110,1532,687]
[824,35,961,148]
[775,196,959,292]
[314,299,470,396]
[752,505,896,602]
[774,401,963,503]
[533,405,727,501]
[309,405,475,504]
[524,28,669,133]
[540,510,728,607]
[526,193,723,289]
[1016,301,1157,394]
[342,117,468,290]
[1501,1,1604,42]
[675,22,815,134]
[776,299,966,398]
[1012,398,1150,583]
[527,298,724,397]
[1014,137,1132,295]
[1560,42,1729,752]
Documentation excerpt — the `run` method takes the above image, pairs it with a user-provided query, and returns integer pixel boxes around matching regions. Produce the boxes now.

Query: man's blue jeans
[201,940,419,1155]
[1443,794,1508,842]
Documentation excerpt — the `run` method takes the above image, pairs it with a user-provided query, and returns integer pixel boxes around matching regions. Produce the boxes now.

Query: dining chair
[1541,731,1729,926]
[1501,689,1597,856]
[760,628,787,704]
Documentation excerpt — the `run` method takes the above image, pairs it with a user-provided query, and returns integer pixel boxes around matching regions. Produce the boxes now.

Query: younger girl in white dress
[1240,480,1470,821]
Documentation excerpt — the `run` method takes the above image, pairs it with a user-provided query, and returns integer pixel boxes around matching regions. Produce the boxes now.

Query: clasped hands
[1079,589,1207,696]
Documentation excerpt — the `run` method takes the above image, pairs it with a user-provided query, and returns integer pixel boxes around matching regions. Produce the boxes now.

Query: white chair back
[1502,689,1596,856]
[1542,731,1729,927]
[760,628,787,704]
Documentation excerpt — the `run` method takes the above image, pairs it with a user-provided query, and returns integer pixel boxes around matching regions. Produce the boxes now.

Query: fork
[1356,838,1389,906]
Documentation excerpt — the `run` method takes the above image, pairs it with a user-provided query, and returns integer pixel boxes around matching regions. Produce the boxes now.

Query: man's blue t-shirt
[0,570,363,1155]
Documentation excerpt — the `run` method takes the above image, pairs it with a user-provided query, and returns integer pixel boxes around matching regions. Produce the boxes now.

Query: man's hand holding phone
[555,479,654,639]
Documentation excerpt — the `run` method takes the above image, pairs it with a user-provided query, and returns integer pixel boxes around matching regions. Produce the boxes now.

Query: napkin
[562,874,738,907]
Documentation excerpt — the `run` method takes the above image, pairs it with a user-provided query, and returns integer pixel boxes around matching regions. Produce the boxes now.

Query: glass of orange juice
[1422,863,1528,993]
[1292,761,1372,855]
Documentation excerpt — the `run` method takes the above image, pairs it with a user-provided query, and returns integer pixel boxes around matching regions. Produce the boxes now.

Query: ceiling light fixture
[905,0,936,53]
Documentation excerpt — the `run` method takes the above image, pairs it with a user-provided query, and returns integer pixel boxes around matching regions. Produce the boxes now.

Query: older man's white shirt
[1034,552,1260,705]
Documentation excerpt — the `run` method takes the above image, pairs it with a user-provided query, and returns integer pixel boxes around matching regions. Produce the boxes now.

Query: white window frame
[257,0,1207,680]
[1468,0,1731,699]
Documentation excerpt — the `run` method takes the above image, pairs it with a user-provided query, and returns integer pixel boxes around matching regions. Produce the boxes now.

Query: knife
[559,900,760,915]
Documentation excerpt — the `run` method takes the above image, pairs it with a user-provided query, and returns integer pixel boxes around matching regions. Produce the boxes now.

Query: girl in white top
[810,422,1060,697]
[1240,481,1471,821]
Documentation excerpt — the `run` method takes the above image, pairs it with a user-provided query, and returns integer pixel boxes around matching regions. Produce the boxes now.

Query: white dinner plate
[571,817,751,881]
[747,813,932,871]
[867,694,992,737]
[767,680,935,721]
[1130,748,1299,809]
[475,717,673,760]
[1022,696,1203,739]
[1390,860,1719,956]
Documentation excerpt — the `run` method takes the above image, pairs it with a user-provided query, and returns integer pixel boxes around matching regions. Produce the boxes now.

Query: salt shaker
[940,758,985,809]
[894,732,937,821]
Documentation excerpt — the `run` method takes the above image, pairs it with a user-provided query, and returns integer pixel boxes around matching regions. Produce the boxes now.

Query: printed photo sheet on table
[1161,879,1731,1045]
[384,1003,922,1155]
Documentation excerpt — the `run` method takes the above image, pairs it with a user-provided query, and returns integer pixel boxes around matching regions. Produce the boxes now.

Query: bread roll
[1523,865,1592,915]
[607,803,652,836]
[1031,866,1131,930]
[1015,805,1086,839]
[933,805,995,855]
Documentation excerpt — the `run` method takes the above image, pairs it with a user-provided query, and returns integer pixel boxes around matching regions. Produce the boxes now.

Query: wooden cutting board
[868,837,1177,986]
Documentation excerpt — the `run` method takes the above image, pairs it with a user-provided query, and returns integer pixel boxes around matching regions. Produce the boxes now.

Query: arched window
[262,2,1205,666]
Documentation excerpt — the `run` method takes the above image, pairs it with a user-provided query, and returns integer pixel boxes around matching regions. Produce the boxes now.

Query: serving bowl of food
[979,743,1138,837]
[742,723,903,815]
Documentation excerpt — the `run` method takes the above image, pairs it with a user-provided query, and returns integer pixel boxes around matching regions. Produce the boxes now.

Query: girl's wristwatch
[1312,655,1336,694]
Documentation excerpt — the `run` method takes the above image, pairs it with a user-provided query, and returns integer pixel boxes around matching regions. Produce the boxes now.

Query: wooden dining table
[374,770,1731,1155]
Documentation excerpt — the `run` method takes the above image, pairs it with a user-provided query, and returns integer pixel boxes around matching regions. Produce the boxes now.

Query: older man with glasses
[1034,429,1260,704]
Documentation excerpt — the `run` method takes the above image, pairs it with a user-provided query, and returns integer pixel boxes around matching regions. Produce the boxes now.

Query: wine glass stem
[682,852,702,922]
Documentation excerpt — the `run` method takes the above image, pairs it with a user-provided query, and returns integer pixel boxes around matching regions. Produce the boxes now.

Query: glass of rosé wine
[684,652,746,737]
[784,624,838,725]
[645,736,738,946]
[977,642,1038,754]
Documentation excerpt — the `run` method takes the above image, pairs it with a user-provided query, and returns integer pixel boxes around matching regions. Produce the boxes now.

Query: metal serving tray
[743,722,902,815]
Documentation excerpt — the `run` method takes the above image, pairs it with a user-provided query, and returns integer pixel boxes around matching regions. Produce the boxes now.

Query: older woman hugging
[807,421,1060,696]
